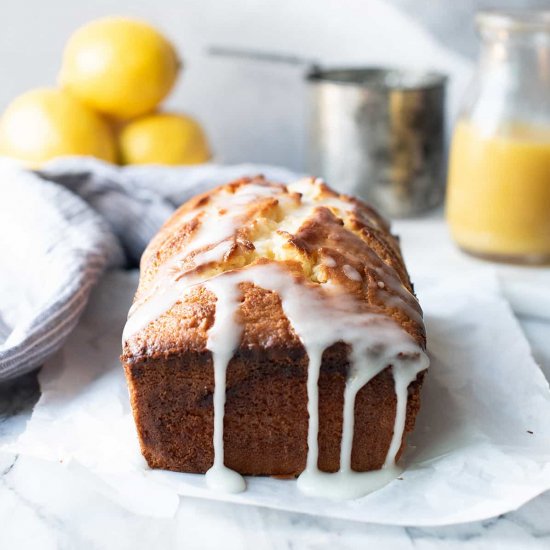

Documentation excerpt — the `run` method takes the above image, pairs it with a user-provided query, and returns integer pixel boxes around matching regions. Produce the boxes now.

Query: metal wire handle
[207,45,318,69]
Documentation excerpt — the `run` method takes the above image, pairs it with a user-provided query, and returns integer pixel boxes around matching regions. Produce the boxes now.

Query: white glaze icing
[123,178,429,499]
[342,264,362,282]
[188,183,282,254]
[124,177,422,341]
[192,240,233,266]
[203,277,246,493]
[123,182,284,340]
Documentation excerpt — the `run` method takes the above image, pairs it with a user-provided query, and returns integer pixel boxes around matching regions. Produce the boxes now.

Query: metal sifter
[308,67,446,218]
[210,48,447,217]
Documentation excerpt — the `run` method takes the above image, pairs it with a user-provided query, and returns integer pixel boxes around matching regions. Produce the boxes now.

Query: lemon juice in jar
[446,11,550,264]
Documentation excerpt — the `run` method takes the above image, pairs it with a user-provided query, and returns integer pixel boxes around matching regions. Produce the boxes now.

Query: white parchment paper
[5,266,550,526]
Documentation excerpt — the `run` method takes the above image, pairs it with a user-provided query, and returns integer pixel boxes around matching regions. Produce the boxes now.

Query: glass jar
[446,10,550,264]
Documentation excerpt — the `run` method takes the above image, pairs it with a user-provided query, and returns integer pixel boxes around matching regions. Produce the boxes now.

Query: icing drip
[297,348,428,499]
[188,263,428,498]
[384,362,426,468]
[203,278,246,493]
[123,272,201,341]
[304,348,324,472]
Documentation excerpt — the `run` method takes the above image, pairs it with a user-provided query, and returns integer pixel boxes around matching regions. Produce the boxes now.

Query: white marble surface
[0,451,549,549]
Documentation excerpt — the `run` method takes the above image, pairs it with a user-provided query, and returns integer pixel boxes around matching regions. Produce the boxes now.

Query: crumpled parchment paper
[4,263,550,526]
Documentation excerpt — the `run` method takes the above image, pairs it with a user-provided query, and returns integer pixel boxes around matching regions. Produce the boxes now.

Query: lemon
[0,88,117,167]
[119,112,210,165]
[59,17,180,119]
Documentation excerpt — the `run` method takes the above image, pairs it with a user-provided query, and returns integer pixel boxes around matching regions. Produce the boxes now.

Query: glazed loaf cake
[121,176,428,498]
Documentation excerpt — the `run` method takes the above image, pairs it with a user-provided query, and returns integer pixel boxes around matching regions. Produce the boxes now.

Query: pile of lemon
[0,17,210,167]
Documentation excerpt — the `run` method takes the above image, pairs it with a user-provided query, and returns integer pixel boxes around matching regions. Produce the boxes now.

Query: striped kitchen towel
[0,157,298,382]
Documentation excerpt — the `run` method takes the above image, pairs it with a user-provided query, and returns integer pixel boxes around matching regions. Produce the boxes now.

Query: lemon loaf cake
[121,176,428,498]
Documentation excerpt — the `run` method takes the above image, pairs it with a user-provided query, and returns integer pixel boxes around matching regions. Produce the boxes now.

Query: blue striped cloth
[0,157,298,382]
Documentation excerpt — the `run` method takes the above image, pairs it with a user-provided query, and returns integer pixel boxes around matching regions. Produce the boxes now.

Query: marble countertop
[0,452,548,550]
[0,313,548,549]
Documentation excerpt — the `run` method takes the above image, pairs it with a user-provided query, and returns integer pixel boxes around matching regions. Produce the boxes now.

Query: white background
[0,0,545,171]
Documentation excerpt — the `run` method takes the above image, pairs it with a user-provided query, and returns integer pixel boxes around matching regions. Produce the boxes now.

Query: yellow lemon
[0,88,117,167]
[119,112,210,165]
[59,17,180,119]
